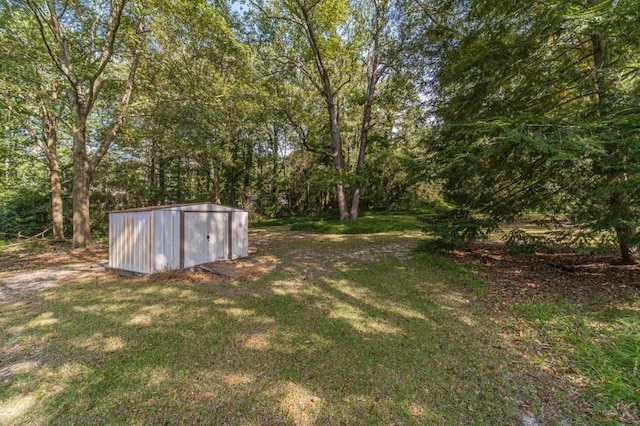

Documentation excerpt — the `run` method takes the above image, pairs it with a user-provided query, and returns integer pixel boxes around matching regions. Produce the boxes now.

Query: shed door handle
[207,235,210,241]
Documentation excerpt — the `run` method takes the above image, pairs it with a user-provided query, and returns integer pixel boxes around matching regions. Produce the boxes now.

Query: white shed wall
[109,203,248,275]
[183,211,230,267]
[232,211,248,259]
[153,210,181,271]
[109,211,154,274]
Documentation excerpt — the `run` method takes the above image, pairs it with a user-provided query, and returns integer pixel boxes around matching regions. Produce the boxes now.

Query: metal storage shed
[108,202,248,275]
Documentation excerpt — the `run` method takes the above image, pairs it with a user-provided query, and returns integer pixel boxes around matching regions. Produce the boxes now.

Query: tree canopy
[1,0,639,262]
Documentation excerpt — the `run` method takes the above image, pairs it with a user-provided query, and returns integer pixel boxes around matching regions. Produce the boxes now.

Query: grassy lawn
[513,299,640,420]
[1,219,637,424]
[252,210,423,234]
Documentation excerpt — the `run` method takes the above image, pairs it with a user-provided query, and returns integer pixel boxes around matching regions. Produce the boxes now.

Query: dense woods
[1,0,639,261]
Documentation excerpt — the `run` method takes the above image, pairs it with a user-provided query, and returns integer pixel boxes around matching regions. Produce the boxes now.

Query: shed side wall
[109,212,154,274]
[232,211,249,259]
[153,210,181,271]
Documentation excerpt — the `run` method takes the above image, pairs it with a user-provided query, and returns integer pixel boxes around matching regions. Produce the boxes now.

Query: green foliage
[0,187,51,238]
[418,208,496,250]
[416,0,640,260]
[503,229,552,254]
[1,0,427,236]
[503,228,620,255]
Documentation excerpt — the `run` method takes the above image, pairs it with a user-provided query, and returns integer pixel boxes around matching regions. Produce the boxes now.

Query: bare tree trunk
[328,102,349,220]
[71,117,92,248]
[350,73,376,220]
[72,171,92,248]
[8,99,66,241]
[611,184,637,264]
[213,165,221,204]
[615,223,637,264]
[149,139,157,189]
[44,117,64,241]
[336,183,349,220]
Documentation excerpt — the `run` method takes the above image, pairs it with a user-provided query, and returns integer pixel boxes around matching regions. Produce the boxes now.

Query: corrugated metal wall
[183,212,229,268]
[109,203,249,274]
[153,210,180,271]
[232,211,249,259]
[108,211,154,274]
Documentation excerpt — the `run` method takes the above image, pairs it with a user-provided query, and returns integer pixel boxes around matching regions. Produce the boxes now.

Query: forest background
[1,0,638,262]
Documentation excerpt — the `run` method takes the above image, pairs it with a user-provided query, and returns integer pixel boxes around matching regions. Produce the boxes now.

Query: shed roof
[109,202,245,214]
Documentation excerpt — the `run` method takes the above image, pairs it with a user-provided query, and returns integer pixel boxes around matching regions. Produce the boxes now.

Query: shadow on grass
[0,234,584,425]
[513,300,640,419]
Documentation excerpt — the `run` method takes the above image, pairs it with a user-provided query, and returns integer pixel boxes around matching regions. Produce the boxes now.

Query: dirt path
[0,230,421,302]
[0,263,107,303]
[0,243,109,303]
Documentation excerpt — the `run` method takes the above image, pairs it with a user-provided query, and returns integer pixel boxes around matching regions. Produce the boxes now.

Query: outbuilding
[108,202,248,275]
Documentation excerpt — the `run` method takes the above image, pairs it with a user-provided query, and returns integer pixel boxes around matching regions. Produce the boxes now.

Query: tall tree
[251,0,400,220]
[95,0,257,211]
[349,0,398,218]
[420,0,640,262]
[1,2,67,239]
[22,0,144,247]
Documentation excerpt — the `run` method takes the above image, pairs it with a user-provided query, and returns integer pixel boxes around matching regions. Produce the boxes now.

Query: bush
[0,187,51,238]
[418,208,496,250]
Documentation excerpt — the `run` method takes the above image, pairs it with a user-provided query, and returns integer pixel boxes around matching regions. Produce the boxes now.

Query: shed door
[184,212,229,267]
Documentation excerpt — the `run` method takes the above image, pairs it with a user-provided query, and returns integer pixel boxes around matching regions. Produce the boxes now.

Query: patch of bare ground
[197,231,418,281]
[195,256,281,281]
[451,242,640,304]
[0,231,294,299]
[0,243,110,302]
[0,242,107,273]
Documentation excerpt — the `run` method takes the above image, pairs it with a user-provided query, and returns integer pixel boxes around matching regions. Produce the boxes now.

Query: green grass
[0,231,594,424]
[253,211,424,234]
[513,299,640,422]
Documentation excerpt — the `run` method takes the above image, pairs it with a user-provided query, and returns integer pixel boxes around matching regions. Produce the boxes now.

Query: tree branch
[88,17,144,176]
[22,0,78,93]
[249,0,304,27]
[283,109,331,158]
[86,0,127,115]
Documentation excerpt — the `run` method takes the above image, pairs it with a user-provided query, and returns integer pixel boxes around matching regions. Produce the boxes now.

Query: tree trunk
[47,137,64,241]
[72,171,91,248]
[213,165,221,204]
[350,74,376,220]
[30,0,140,249]
[350,1,388,220]
[336,183,349,220]
[615,224,638,265]
[611,187,637,264]
[159,155,166,203]
[71,120,92,248]
[588,20,638,263]
[328,102,349,220]
[149,139,157,189]
[294,0,350,220]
